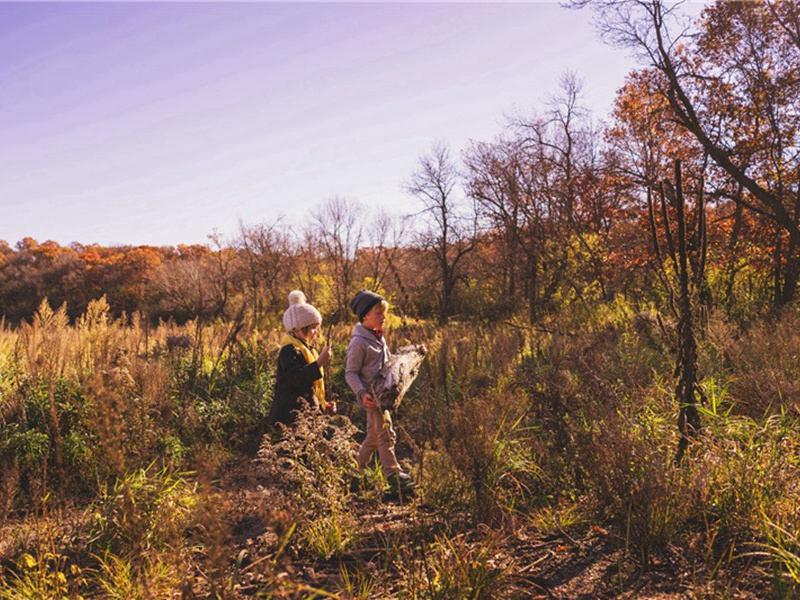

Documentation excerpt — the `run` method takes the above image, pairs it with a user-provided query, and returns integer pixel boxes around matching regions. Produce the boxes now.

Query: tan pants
[358,408,402,477]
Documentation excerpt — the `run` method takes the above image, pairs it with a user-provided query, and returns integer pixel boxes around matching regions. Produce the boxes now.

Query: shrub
[573,400,688,566]
[692,409,800,544]
[0,551,85,600]
[418,442,470,510]
[395,532,512,600]
[712,310,800,418]
[443,393,542,525]
[257,403,360,516]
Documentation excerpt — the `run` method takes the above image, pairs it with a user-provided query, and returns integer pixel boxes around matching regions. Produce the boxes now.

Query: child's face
[298,323,320,343]
[362,304,386,331]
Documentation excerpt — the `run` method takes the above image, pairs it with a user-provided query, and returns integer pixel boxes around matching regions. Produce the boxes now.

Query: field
[1,297,799,599]
[4,0,800,596]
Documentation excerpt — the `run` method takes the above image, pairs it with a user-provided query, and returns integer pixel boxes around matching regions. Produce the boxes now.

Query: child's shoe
[384,472,415,501]
[349,474,363,494]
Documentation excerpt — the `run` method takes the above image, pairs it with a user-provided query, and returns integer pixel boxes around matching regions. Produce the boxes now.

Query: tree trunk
[527,256,539,324]
[671,162,703,464]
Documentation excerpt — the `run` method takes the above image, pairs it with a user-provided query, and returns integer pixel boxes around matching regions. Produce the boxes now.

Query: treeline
[1,1,797,327]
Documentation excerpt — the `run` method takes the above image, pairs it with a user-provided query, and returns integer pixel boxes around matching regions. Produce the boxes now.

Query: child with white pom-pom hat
[267,290,335,428]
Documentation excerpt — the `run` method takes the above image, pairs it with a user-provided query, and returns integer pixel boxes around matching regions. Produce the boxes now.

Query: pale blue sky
[1,1,654,247]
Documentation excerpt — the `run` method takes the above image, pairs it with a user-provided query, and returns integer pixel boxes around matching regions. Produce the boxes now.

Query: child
[267,290,334,428]
[345,289,414,498]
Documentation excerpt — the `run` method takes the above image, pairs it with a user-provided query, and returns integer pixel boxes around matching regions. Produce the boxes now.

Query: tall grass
[1,297,278,512]
[2,297,800,597]
[0,297,283,597]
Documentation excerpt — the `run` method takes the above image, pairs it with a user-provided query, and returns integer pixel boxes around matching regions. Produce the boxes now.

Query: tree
[237,219,292,324]
[0,239,86,322]
[606,68,774,314]
[154,255,218,323]
[405,142,478,324]
[310,196,365,322]
[581,0,800,306]
[648,161,707,462]
[361,211,414,319]
[513,73,614,307]
[464,135,527,313]
[465,74,621,322]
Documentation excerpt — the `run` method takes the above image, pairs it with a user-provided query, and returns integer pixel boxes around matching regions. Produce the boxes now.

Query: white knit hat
[282,290,322,332]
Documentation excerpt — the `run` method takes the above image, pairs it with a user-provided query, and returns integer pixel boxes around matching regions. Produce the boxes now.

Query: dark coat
[267,343,323,428]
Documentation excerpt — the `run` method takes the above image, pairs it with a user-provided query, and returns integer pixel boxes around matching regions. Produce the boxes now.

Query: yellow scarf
[281,333,327,411]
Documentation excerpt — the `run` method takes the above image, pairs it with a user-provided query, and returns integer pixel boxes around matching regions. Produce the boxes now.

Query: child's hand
[362,393,379,411]
[326,401,337,414]
[417,344,427,355]
[317,345,332,368]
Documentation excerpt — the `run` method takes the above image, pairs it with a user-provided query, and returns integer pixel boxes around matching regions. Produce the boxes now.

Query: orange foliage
[177,244,210,259]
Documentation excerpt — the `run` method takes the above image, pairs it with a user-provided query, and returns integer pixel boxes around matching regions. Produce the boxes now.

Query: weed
[753,515,800,596]
[444,393,542,525]
[418,442,470,510]
[257,403,360,515]
[88,464,197,561]
[339,563,377,600]
[94,552,182,600]
[0,551,85,600]
[302,511,355,559]
[574,402,687,566]
[527,502,589,537]
[397,532,512,600]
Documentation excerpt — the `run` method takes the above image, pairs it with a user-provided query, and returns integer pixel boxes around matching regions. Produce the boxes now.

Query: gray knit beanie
[350,289,385,320]
[283,290,322,332]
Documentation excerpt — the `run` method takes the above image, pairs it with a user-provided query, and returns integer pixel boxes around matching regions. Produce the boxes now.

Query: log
[371,345,427,412]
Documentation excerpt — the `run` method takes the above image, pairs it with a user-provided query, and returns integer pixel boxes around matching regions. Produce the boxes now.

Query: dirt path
[208,454,768,599]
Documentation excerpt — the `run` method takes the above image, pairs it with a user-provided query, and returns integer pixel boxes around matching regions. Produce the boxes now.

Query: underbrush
[0,298,277,515]
[1,301,799,597]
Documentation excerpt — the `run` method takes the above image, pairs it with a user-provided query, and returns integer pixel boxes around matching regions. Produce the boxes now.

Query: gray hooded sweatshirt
[345,323,391,409]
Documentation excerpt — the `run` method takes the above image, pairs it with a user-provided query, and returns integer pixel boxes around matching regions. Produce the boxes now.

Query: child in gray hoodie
[345,290,413,497]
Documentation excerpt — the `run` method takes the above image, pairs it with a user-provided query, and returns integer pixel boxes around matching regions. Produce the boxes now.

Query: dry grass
[1,300,799,597]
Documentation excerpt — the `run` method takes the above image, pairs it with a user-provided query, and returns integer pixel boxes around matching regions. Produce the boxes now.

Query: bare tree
[464,74,613,322]
[237,218,292,324]
[404,142,478,324]
[361,211,401,290]
[514,72,611,304]
[288,226,326,310]
[310,196,365,321]
[155,257,218,322]
[464,135,528,314]
[359,210,418,320]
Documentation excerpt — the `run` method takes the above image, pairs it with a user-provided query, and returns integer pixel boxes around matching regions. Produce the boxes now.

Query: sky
[1,1,660,248]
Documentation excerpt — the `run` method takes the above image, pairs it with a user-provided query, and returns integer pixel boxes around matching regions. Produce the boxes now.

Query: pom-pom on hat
[350,289,385,320]
[283,290,322,332]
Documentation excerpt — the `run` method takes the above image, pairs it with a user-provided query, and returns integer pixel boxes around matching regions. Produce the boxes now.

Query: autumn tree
[405,142,478,325]
[154,248,222,323]
[515,73,616,308]
[605,69,718,303]
[464,135,529,316]
[361,210,402,291]
[113,247,163,315]
[581,0,800,307]
[465,74,621,322]
[287,227,328,316]
[606,68,776,314]
[0,239,84,322]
